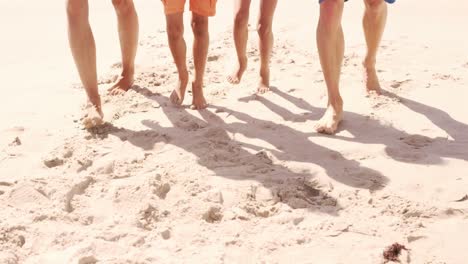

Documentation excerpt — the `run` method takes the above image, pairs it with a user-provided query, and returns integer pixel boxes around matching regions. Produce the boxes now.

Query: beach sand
[1,0,468,263]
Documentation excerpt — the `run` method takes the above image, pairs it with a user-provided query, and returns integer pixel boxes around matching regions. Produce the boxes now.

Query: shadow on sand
[87,85,395,215]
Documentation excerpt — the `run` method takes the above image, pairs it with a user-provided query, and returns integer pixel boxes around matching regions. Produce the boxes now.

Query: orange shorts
[162,0,217,17]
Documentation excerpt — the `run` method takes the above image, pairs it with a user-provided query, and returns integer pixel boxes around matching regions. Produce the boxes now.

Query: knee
[234,9,249,29]
[318,0,344,32]
[167,23,184,41]
[112,0,134,15]
[257,19,272,39]
[191,16,208,38]
[66,0,85,20]
[364,0,386,13]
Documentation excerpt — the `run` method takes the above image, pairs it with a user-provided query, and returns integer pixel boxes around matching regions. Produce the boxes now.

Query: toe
[109,87,123,96]
[191,103,206,110]
[315,124,325,133]
[227,75,238,84]
[257,86,269,94]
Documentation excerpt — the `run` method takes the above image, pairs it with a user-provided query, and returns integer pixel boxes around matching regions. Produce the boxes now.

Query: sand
[1,0,468,263]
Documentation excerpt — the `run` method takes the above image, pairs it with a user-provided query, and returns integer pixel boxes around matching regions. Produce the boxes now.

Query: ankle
[121,67,135,78]
[259,67,270,78]
[328,96,343,108]
[192,81,203,91]
[363,57,376,69]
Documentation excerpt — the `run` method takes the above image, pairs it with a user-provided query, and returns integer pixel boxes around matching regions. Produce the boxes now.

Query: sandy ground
[1,0,468,263]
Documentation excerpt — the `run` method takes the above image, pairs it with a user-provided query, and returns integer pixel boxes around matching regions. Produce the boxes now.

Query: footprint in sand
[151,181,171,199]
[92,156,115,175]
[76,159,93,173]
[204,189,224,205]
[202,205,223,223]
[242,200,278,218]
[136,71,170,88]
[241,149,277,174]
[254,149,276,165]
[0,226,26,250]
[0,251,19,264]
[390,79,412,89]
[381,132,434,162]
[239,185,282,218]
[175,116,207,131]
[277,178,337,209]
[370,93,401,109]
[207,55,220,62]
[343,167,388,191]
[400,134,434,149]
[7,184,49,210]
[407,235,427,243]
[64,177,94,213]
[136,203,160,230]
[0,181,14,196]
[342,52,359,67]
[43,156,64,168]
[432,73,460,81]
[43,145,76,169]
[77,256,98,264]
[385,146,428,163]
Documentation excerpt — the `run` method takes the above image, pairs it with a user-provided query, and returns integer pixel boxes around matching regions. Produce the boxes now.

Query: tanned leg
[227,0,251,84]
[108,0,139,95]
[256,0,278,94]
[362,0,387,94]
[190,13,210,110]
[315,0,345,134]
[166,13,189,105]
[66,0,103,128]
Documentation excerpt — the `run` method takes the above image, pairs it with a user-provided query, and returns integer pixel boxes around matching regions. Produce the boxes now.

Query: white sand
[1,0,468,263]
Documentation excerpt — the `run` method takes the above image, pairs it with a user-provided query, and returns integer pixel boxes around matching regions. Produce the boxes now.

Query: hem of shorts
[190,7,216,17]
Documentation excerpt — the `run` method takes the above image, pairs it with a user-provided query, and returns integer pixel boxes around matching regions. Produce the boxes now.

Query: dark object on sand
[383,243,408,262]
[454,194,468,202]
[9,137,21,146]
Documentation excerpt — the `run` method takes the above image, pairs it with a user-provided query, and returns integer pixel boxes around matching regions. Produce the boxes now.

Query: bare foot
[190,82,207,110]
[170,70,189,105]
[227,56,247,84]
[315,100,343,134]
[82,103,104,129]
[108,74,134,95]
[257,68,270,94]
[364,65,381,95]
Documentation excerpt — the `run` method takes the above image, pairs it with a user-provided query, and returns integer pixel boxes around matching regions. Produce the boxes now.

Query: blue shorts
[319,0,395,3]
